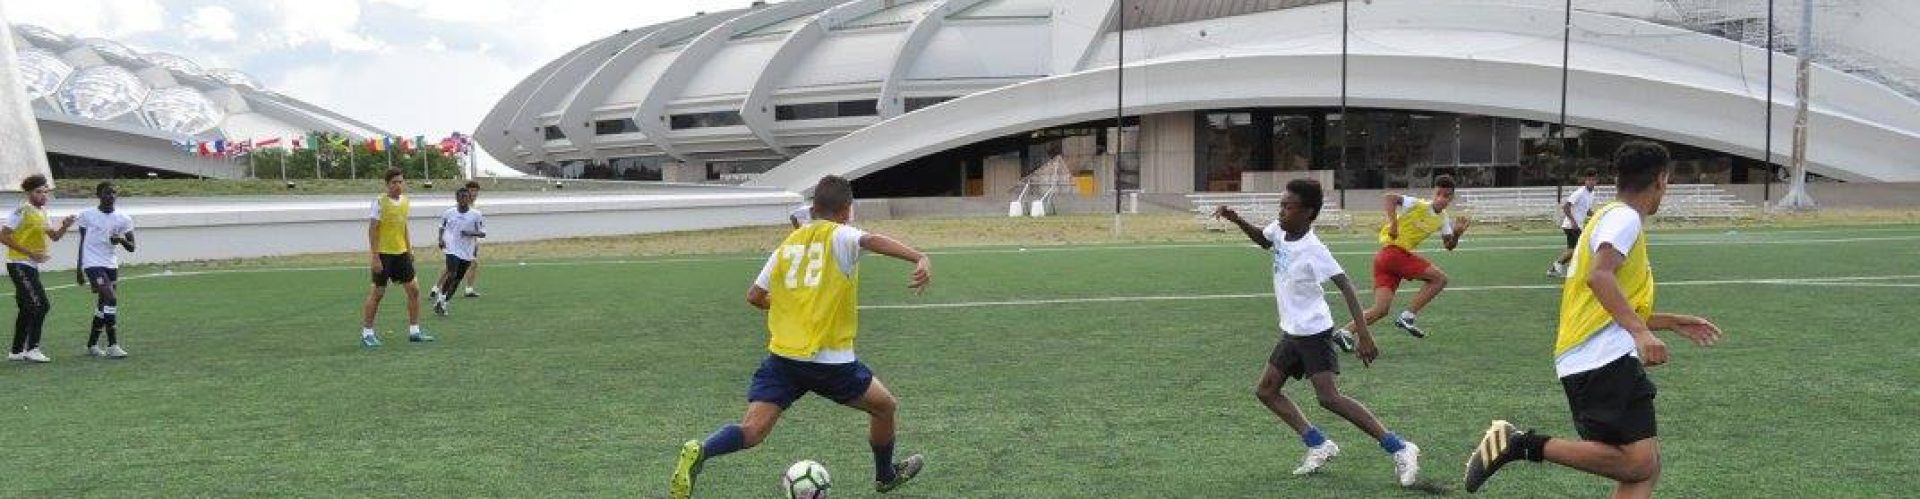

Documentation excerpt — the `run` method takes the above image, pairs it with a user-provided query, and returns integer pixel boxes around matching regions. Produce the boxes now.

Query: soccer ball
[781,460,831,499]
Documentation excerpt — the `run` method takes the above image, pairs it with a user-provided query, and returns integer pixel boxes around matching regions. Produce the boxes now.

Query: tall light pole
[1777,0,1817,210]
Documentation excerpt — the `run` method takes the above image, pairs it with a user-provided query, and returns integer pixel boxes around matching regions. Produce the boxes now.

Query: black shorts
[1269,330,1340,379]
[84,267,119,293]
[747,355,876,409]
[1561,355,1659,445]
[442,254,473,285]
[372,253,416,287]
[1564,228,1582,249]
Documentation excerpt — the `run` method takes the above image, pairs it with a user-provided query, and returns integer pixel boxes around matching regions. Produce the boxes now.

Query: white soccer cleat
[24,348,51,363]
[1392,441,1421,486]
[5,351,23,361]
[105,345,129,359]
[88,345,107,357]
[1292,440,1340,475]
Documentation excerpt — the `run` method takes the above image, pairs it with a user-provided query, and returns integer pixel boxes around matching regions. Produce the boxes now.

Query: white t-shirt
[76,208,134,269]
[440,207,485,261]
[789,204,812,226]
[1561,187,1596,230]
[1399,196,1455,236]
[1554,206,1645,378]
[1263,222,1344,336]
[754,223,868,364]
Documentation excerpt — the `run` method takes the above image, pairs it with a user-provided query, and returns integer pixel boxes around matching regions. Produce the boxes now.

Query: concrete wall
[0,15,53,188]
[39,119,247,179]
[1138,111,1195,194]
[23,190,801,270]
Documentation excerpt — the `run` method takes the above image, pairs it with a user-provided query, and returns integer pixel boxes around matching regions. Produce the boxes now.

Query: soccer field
[3,224,1916,497]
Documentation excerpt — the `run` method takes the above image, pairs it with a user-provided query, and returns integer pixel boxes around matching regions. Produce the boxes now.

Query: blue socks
[1301,426,1327,448]
[701,424,746,459]
[1379,432,1407,453]
[873,441,897,483]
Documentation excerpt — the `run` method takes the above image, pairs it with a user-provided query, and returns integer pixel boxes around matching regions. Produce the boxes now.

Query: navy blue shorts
[83,267,119,292]
[747,355,875,409]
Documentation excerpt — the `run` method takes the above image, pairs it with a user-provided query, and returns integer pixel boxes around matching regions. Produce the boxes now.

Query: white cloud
[272,44,522,172]
[1,0,165,38]
[183,5,237,42]
[423,36,446,52]
[270,0,383,52]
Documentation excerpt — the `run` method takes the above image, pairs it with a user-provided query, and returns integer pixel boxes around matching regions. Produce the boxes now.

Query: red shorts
[1372,246,1432,291]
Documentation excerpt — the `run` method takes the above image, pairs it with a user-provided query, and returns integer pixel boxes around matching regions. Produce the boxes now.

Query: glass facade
[775,100,879,121]
[594,118,640,135]
[1196,107,1770,191]
[669,110,745,130]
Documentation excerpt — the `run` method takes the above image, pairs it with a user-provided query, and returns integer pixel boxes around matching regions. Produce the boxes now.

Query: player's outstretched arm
[1585,244,1665,365]
[859,234,931,294]
[1212,206,1271,249]
[1331,273,1378,366]
[48,214,75,241]
[1383,194,1403,239]
[1443,216,1471,251]
[1649,313,1723,348]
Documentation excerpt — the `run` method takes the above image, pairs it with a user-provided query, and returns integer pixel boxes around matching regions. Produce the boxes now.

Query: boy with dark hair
[1464,141,1725,497]
[2,175,74,363]
[360,169,434,346]
[1551,168,1600,278]
[1215,179,1421,487]
[431,187,485,316]
[1335,175,1471,344]
[670,175,931,499]
[76,181,135,358]
[434,181,487,301]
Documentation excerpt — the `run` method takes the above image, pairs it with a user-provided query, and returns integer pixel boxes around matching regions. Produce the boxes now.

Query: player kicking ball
[1216,178,1421,487]
[1463,142,1724,497]
[670,176,929,499]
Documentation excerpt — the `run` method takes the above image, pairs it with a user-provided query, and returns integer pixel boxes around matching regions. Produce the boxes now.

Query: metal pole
[1557,0,1571,198]
[1114,0,1124,216]
[1778,0,1816,210]
[1763,0,1775,202]
[1338,0,1348,207]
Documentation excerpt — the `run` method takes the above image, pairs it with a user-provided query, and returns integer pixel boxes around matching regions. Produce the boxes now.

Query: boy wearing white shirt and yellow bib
[1465,142,1725,498]
[670,176,930,499]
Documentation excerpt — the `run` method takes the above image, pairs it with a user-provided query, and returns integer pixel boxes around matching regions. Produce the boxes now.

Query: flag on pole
[370,137,386,153]
[413,135,426,154]
[305,132,321,151]
[212,139,228,156]
[257,137,283,149]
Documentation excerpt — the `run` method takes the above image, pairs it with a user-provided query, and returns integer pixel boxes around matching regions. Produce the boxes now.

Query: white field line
[857,275,1920,310]
[4,233,1911,297]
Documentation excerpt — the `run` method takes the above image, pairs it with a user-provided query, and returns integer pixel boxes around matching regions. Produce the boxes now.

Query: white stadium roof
[481,0,1920,187]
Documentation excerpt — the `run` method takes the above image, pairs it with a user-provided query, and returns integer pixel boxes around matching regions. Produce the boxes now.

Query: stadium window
[669,110,744,130]
[774,100,880,121]
[543,125,565,140]
[594,118,640,135]
[903,96,955,113]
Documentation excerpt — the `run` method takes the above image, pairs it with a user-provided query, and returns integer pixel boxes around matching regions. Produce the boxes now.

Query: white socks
[1400,310,1417,322]
[361,328,376,337]
[408,324,422,336]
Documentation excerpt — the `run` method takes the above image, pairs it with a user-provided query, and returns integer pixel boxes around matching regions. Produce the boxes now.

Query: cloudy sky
[2,0,726,175]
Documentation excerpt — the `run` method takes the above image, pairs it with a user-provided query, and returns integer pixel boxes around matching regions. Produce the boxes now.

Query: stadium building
[479,0,1920,197]
[9,24,391,179]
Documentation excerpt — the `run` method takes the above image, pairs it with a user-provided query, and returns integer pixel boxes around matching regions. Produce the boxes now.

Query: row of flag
[175,132,473,159]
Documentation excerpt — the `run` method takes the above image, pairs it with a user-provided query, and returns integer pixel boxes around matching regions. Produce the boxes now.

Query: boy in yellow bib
[670,176,932,499]
[1463,142,1724,497]
[2,175,75,363]
[359,169,434,347]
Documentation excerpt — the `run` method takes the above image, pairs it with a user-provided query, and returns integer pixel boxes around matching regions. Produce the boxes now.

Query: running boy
[1216,178,1421,487]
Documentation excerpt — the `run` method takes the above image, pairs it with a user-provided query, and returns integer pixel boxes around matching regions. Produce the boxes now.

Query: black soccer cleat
[1464,420,1529,493]
[875,453,924,493]
[1394,316,1427,338]
[1331,329,1357,353]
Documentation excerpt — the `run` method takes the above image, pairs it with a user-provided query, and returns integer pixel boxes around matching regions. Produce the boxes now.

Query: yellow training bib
[765,221,860,359]
[375,195,411,255]
[1555,202,1656,356]
[1378,198,1447,251]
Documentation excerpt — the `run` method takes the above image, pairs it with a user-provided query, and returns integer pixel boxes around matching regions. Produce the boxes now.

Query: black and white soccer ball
[781,460,831,499]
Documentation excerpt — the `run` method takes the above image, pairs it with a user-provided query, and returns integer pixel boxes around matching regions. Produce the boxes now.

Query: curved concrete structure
[483,0,1920,186]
